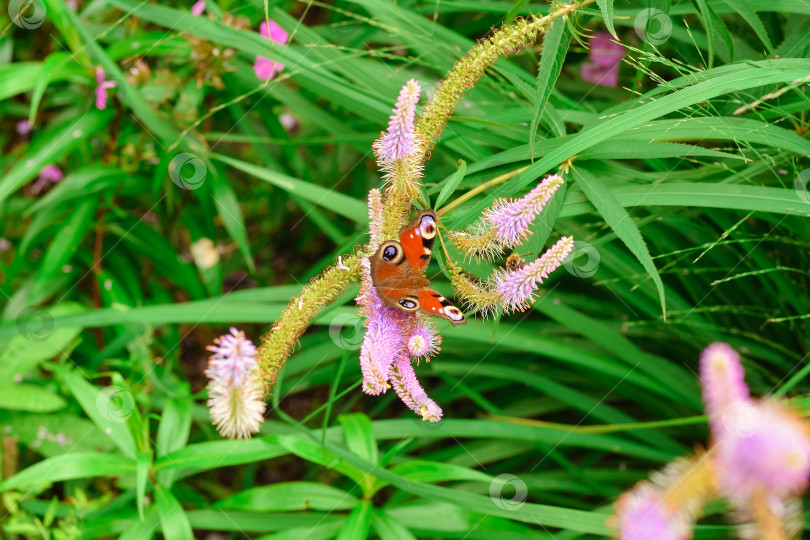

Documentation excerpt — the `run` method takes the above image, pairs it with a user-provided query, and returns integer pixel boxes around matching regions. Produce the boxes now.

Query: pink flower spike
[700,342,750,434]
[581,32,624,88]
[95,67,117,110]
[614,484,690,540]
[495,235,574,313]
[191,0,205,15]
[373,79,421,162]
[254,20,289,81]
[484,174,564,248]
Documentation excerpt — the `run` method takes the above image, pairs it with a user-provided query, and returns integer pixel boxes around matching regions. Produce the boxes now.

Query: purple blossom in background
[254,20,289,81]
[16,120,32,136]
[191,0,205,15]
[701,342,810,501]
[31,164,63,195]
[95,67,117,110]
[374,79,421,161]
[581,32,624,87]
[614,484,689,540]
[495,236,574,313]
[206,327,257,387]
[484,174,564,248]
[389,355,443,422]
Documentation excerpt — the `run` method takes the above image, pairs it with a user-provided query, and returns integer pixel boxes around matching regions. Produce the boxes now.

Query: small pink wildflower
[373,79,421,162]
[31,165,63,195]
[95,67,117,110]
[191,0,205,15]
[254,20,289,80]
[581,32,624,87]
[484,174,564,248]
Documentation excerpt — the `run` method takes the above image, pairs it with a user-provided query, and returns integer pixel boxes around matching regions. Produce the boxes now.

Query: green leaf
[435,160,467,210]
[570,166,667,318]
[596,0,616,37]
[0,385,66,412]
[371,509,417,540]
[0,453,136,491]
[336,499,371,540]
[154,437,287,478]
[210,153,367,223]
[339,413,379,465]
[215,482,358,512]
[52,365,137,459]
[530,17,570,158]
[269,435,368,488]
[720,0,773,52]
[118,506,160,540]
[389,460,492,484]
[32,199,98,298]
[155,485,194,540]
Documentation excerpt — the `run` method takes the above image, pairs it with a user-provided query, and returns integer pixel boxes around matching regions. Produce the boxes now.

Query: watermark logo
[169,153,207,190]
[722,400,760,438]
[97,386,136,423]
[563,241,600,278]
[8,0,46,29]
[16,308,54,342]
[489,473,528,511]
[328,313,365,350]
[634,8,672,46]
[794,169,810,203]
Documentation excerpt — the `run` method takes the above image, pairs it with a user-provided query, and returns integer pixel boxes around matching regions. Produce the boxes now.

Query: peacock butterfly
[370,210,467,326]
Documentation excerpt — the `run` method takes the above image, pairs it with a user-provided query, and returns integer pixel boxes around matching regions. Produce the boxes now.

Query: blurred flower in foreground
[581,32,624,87]
[611,342,810,539]
[254,20,288,80]
[206,328,266,439]
[95,67,117,110]
[191,0,205,15]
[31,165,63,195]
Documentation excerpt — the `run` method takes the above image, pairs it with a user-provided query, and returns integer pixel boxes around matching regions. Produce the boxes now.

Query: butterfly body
[370,210,466,326]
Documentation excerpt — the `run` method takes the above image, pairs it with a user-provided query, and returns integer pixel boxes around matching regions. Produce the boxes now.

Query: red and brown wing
[417,288,466,326]
[397,210,437,274]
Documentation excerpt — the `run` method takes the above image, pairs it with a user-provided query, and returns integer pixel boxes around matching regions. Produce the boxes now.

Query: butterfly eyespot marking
[378,240,405,265]
[398,296,420,311]
[419,216,437,239]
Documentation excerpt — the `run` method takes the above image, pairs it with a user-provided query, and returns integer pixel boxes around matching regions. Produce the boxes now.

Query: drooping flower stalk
[206,328,266,439]
[388,355,443,422]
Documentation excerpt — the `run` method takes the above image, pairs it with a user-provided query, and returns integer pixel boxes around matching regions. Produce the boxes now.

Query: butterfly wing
[370,240,427,312]
[397,210,437,274]
[417,288,467,326]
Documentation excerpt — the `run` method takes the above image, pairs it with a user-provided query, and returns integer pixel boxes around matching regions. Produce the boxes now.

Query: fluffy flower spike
[206,328,266,439]
[495,235,574,313]
[452,174,564,259]
[614,483,690,540]
[374,79,421,162]
[389,356,443,422]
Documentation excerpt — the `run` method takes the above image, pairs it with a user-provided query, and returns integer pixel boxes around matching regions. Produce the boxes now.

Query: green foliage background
[1,0,810,537]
